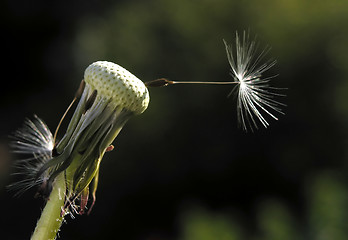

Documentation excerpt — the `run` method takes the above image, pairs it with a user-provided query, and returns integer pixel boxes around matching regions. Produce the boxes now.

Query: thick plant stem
[31,173,66,240]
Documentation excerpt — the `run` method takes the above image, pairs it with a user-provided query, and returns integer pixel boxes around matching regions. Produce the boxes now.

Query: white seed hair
[224,31,285,131]
[8,115,54,196]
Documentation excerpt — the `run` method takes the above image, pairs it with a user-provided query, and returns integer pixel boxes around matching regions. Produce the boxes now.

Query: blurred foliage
[306,172,348,240]
[1,0,348,239]
[179,172,348,240]
[255,199,301,240]
[179,206,244,240]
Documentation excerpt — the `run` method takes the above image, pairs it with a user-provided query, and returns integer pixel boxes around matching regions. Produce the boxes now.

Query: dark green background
[1,0,348,239]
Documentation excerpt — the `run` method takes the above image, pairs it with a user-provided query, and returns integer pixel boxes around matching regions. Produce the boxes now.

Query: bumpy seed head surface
[84,61,149,114]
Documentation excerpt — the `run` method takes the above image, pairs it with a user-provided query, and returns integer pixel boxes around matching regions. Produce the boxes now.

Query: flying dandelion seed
[146,31,285,131]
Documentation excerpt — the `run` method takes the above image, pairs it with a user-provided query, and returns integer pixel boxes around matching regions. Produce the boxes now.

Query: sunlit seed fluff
[84,61,150,114]
[224,32,285,131]
[8,115,54,196]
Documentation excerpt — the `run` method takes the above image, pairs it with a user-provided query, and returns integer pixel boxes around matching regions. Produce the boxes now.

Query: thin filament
[145,78,238,87]
[53,81,86,143]
[171,80,238,85]
[53,97,76,143]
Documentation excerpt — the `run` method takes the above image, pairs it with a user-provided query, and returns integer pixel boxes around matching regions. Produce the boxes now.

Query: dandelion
[9,30,285,240]
[146,31,285,131]
[35,61,149,214]
[10,61,149,240]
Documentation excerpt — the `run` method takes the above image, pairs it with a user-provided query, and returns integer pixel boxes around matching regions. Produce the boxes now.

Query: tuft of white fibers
[224,31,285,131]
[8,115,54,196]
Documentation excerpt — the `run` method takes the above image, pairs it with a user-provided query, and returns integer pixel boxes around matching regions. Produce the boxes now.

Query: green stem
[31,173,66,240]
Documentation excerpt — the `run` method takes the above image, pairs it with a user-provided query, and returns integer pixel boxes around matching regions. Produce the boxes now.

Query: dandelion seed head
[84,61,149,114]
[9,60,152,216]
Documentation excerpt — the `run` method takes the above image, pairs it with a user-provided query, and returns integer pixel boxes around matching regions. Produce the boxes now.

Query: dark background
[1,0,348,239]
